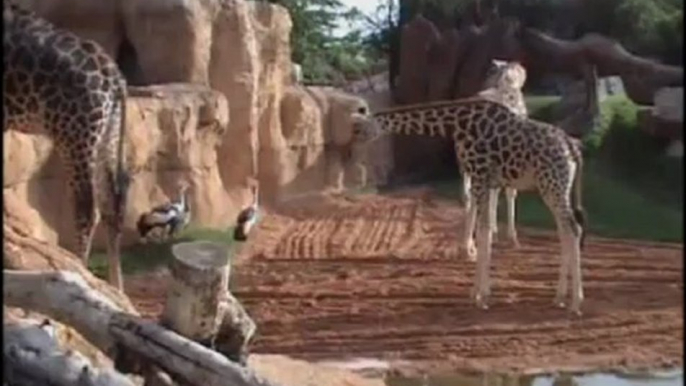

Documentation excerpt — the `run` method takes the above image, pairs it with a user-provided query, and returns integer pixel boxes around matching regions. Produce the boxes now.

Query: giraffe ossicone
[4,1,130,291]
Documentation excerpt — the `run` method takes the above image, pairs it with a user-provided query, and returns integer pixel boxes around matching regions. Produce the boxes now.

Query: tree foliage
[268,0,683,83]
[265,0,375,83]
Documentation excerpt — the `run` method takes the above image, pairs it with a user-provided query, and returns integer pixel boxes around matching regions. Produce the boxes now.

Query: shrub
[525,95,561,122]
[582,95,640,156]
[583,94,683,206]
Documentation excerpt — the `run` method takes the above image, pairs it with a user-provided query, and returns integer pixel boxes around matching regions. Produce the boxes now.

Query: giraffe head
[349,103,384,144]
[484,59,527,90]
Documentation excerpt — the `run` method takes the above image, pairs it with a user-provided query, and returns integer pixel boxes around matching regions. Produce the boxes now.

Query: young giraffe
[353,98,587,314]
[468,59,530,249]
[3,2,130,290]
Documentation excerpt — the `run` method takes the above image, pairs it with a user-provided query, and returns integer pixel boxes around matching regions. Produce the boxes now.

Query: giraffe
[3,2,130,290]
[467,59,530,249]
[352,97,587,314]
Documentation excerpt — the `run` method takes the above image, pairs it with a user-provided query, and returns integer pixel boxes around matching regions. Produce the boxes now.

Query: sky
[340,0,378,14]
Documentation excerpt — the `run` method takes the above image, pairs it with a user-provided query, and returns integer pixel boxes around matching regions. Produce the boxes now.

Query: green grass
[524,95,561,121]
[430,160,683,243]
[89,227,238,278]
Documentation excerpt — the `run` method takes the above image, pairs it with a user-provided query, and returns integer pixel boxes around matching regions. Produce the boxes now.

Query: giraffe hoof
[553,299,566,309]
[469,286,479,301]
[461,244,477,262]
[471,288,490,309]
[568,305,583,317]
[505,237,521,249]
[475,297,489,310]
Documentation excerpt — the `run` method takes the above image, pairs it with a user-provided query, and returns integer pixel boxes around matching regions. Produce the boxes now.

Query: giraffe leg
[460,186,477,262]
[67,161,100,265]
[551,213,583,315]
[470,184,494,309]
[102,215,123,291]
[552,216,570,308]
[334,154,345,193]
[568,227,584,315]
[504,187,520,248]
[355,162,368,190]
[489,187,500,239]
[461,172,472,211]
[541,173,584,314]
[96,104,129,292]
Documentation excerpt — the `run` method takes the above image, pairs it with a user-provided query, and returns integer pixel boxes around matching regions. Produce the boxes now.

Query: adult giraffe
[3,1,130,290]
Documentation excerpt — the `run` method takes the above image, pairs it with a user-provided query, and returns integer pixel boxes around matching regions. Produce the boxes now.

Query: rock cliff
[4,0,391,249]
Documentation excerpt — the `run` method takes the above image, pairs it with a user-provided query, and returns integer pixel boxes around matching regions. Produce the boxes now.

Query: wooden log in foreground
[161,241,256,365]
[162,242,232,342]
[3,269,280,386]
[4,319,135,386]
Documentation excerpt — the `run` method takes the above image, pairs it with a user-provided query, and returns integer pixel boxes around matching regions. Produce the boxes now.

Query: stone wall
[4,0,391,250]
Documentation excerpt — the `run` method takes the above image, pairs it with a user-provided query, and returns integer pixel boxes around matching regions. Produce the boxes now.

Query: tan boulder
[277,86,393,197]
[6,0,397,251]
[15,0,122,58]
[123,84,231,237]
[3,84,231,250]
[209,0,262,212]
[120,0,219,85]
[252,2,293,202]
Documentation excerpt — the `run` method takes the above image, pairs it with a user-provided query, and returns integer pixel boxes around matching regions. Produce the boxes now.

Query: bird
[233,183,260,242]
[137,181,191,242]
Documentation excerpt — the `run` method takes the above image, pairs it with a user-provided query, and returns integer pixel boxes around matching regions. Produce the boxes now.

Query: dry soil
[126,188,683,375]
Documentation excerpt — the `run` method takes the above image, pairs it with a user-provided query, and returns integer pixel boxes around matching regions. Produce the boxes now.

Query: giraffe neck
[372,98,516,138]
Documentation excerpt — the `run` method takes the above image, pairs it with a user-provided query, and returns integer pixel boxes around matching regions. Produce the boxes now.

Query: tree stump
[161,241,256,365]
[161,242,231,343]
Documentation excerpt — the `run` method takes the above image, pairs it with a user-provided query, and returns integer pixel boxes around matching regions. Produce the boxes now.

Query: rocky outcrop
[18,0,123,58]
[4,84,230,249]
[6,0,387,249]
[277,86,393,196]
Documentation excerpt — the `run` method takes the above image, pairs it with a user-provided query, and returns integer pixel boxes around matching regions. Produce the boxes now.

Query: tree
[266,0,376,83]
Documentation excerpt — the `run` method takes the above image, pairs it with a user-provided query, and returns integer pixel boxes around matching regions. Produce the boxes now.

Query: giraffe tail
[568,137,586,249]
[112,84,131,225]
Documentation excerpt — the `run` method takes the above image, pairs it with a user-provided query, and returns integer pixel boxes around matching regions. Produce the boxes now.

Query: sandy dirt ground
[126,188,683,375]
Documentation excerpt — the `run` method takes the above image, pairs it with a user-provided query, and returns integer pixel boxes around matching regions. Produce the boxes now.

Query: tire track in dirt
[126,190,683,373]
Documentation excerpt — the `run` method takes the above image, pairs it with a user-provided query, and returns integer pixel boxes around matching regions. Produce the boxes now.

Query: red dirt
[125,189,683,374]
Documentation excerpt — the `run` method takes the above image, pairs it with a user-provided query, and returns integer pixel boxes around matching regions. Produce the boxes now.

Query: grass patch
[89,227,238,278]
[430,160,682,243]
[524,95,561,122]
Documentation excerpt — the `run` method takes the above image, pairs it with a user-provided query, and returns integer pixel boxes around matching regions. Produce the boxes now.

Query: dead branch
[521,28,683,104]
[4,319,134,386]
[3,269,280,386]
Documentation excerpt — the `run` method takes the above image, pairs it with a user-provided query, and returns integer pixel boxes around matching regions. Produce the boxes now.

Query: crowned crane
[137,182,191,242]
[233,183,260,241]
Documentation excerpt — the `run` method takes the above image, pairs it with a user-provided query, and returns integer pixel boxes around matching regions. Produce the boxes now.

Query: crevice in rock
[116,37,146,86]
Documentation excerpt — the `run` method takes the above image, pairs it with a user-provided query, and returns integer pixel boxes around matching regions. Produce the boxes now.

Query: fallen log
[3,269,280,386]
[161,241,256,366]
[4,319,134,386]
[161,242,232,342]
